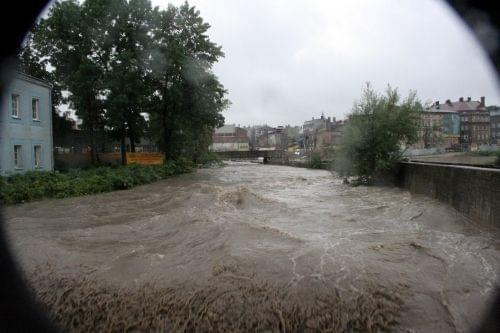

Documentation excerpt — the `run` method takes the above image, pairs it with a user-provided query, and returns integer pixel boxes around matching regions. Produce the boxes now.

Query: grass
[0,159,193,205]
[467,150,500,157]
[466,150,500,166]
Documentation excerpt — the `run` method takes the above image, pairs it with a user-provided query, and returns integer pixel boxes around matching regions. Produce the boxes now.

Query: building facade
[209,124,250,152]
[302,113,344,152]
[414,109,460,150]
[489,106,500,145]
[426,97,490,150]
[0,72,53,175]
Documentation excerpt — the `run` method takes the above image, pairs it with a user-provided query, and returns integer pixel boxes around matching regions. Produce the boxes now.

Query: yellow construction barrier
[126,152,165,165]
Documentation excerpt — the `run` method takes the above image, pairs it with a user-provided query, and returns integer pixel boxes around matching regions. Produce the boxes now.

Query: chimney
[446,99,451,105]
[459,97,464,102]
[480,96,485,106]
[435,101,439,106]
[467,97,471,102]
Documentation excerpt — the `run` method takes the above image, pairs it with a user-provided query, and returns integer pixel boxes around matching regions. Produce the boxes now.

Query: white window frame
[14,145,23,169]
[32,98,40,121]
[11,94,20,118]
[34,145,42,168]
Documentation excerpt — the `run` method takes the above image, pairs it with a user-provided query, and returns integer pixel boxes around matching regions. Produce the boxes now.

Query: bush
[307,154,323,169]
[0,161,193,205]
[194,151,224,168]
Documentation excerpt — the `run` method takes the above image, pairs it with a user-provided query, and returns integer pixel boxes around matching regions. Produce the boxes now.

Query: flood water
[4,162,500,332]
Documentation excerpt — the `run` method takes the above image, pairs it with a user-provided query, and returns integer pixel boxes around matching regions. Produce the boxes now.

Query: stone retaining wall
[396,162,500,225]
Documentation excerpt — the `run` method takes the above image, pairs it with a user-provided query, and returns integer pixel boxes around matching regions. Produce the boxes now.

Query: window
[14,145,23,168]
[11,94,20,117]
[34,145,42,168]
[32,98,40,120]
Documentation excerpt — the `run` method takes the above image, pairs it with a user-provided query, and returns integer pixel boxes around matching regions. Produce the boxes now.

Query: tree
[422,123,442,148]
[33,0,116,164]
[18,32,73,143]
[24,0,228,164]
[148,2,228,161]
[104,0,153,164]
[335,84,422,183]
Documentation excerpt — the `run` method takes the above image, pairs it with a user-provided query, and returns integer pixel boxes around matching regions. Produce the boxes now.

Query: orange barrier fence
[125,152,165,165]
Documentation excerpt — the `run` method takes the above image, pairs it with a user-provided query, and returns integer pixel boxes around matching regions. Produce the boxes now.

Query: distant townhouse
[426,97,490,150]
[0,72,53,175]
[489,106,500,145]
[253,126,288,151]
[209,124,250,152]
[302,113,343,151]
[414,107,460,150]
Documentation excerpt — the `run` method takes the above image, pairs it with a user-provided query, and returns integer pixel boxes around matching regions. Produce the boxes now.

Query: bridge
[213,150,286,163]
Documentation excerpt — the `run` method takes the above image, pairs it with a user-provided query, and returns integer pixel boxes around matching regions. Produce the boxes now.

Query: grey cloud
[154,0,499,126]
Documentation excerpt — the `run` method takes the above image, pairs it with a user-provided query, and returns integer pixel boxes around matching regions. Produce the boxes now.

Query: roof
[428,99,486,112]
[423,109,457,114]
[214,124,236,134]
[14,71,52,89]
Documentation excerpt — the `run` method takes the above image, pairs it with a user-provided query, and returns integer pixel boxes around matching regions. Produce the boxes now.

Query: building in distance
[209,124,250,152]
[414,97,491,151]
[488,105,500,145]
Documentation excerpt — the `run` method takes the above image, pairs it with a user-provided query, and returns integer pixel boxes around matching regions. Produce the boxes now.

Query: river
[4,162,500,332]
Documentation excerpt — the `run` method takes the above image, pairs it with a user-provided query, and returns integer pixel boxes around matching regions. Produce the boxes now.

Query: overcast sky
[150,0,499,127]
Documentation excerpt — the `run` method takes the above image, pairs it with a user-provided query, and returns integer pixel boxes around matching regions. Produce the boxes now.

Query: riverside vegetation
[0,160,193,205]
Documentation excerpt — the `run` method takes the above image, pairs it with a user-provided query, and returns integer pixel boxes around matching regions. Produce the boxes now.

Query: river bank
[5,162,500,332]
[0,160,193,205]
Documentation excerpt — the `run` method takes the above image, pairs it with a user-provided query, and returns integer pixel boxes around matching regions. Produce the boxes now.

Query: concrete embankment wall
[396,162,500,225]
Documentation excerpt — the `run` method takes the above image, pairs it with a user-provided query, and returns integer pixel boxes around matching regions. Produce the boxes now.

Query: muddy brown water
[4,162,500,332]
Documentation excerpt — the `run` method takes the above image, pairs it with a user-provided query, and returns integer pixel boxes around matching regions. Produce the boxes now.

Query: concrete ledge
[396,162,500,225]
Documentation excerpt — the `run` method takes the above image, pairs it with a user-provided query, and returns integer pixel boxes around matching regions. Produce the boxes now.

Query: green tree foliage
[23,0,228,164]
[335,84,422,183]
[104,0,153,163]
[32,0,114,164]
[18,31,73,141]
[148,3,228,160]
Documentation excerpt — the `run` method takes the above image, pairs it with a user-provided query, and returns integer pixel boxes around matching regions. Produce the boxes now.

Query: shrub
[0,161,193,205]
[495,153,500,167]
[307,154,323,169]
[196,152,224,167]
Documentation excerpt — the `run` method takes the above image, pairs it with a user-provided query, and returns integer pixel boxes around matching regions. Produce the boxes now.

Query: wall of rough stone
[396,162,500,225]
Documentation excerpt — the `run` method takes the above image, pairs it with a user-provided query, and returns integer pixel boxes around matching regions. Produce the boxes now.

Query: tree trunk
[87,95,99,165]
[89,129,98,165]
[130,135,136,152]
[120,136,127,166]
[162,97,171,157]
